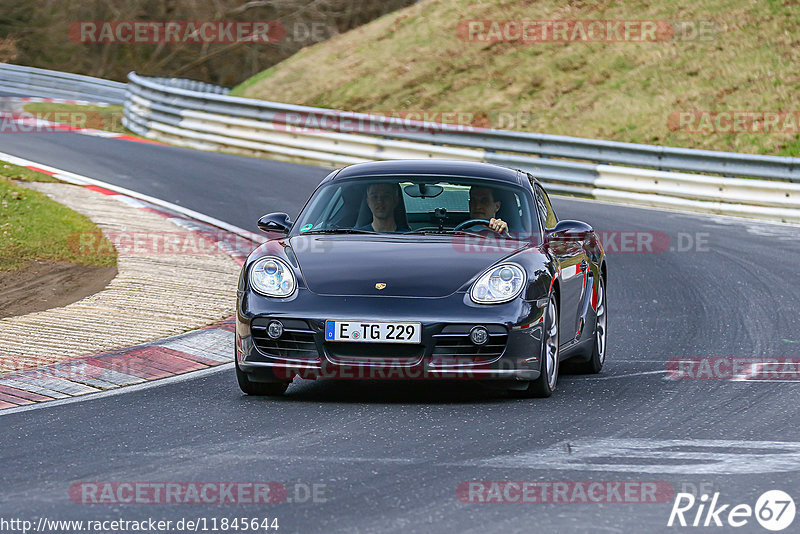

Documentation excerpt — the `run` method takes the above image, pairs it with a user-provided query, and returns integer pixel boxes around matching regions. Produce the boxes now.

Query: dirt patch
[0,261,117,318]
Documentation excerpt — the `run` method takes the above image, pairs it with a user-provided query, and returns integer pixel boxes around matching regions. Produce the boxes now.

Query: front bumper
[236,289,545,382]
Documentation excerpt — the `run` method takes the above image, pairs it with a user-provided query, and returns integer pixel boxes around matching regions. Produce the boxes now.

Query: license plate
[325,320,421,344]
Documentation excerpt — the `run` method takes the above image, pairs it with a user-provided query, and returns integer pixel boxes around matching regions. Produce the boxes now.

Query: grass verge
[0,163,116,271]
[22,103,128,135]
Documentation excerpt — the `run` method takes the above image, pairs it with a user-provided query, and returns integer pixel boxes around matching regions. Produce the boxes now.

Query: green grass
[22,103,128,135]
[0,165,116,271]
[0,162,59,183]
[231,0,800,156]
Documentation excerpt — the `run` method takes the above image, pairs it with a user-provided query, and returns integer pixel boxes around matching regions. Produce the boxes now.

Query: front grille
[252,318,318,360]
[431,325,508,364]
[324,342,424,365]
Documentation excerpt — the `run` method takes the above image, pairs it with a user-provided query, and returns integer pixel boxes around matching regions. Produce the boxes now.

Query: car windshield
[291,176,538,240]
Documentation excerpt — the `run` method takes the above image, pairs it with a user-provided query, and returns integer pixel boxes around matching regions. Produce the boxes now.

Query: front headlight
[470,263,526,304]
[249,257,296,297]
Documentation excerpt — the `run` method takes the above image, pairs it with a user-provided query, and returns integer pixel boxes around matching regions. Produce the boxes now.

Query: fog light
[469,326,489,345]
[267,320,284,339]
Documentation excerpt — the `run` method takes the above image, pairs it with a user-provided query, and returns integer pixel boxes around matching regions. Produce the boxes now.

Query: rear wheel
[511,294,559,398]
[235,359,290,396]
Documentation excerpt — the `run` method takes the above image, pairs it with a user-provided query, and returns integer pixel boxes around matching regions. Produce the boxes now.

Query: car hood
[289,235,528,298]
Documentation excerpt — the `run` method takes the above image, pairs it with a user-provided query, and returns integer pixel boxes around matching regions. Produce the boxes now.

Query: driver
[359,182,410,233]
[468,186,508,234]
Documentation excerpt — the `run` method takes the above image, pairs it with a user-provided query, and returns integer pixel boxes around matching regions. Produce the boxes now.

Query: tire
[511,293,559,398]
[235,359,290,396]
[574,276,607,374]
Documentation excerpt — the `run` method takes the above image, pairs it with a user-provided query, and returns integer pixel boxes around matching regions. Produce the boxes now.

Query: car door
[534,184,586,346]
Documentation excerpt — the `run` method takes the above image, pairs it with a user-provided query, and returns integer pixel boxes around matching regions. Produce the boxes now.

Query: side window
[535,184,558,229]
[534,187,547,231]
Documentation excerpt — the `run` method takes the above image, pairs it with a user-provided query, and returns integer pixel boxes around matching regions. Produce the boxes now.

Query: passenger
[468,186,508,234]
[359,183,410,233]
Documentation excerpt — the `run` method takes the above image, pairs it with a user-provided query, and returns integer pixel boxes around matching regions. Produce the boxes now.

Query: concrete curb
[0,318,235,409]
[0,160,260,411]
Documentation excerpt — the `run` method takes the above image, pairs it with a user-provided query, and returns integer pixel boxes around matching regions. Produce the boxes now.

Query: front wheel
[575,276,607,374]
[236,360,290,396]
[511,293,559,398]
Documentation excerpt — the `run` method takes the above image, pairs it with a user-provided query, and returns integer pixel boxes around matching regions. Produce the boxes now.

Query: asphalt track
[1,127,800,533]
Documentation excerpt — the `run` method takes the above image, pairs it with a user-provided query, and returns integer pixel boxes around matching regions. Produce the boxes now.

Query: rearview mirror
[403,183,443,198]
[257,212,292,235]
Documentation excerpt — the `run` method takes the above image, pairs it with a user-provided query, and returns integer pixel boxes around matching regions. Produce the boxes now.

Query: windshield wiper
[300,228,378,235]
[405,229,489,239]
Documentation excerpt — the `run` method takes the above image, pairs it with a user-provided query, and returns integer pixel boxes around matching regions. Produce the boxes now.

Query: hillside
[231,0,800,156]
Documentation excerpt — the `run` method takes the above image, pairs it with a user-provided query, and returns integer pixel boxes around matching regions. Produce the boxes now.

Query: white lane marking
[567,369,800,382]
[192,455,418,465]
[584,370,667,380]
[0,363,233,417]
[467,439,800,474]
[729,378,800,383]
[136,439,800,473]
[0,151,262,243]
[595,360,677,363]
[561,371,660,381]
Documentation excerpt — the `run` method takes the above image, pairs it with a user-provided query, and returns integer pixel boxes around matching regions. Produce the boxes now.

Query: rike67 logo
[668,490,795,531]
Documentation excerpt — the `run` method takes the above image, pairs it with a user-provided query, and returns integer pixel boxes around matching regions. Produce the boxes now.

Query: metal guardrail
[143,77,229,95]
[2,64,798,224]
[122,72,800,223]
[0,63,126,104]
[123,72,800,183]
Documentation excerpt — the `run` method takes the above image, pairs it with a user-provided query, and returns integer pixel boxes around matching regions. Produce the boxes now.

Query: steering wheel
[454,218,493,232]
[454,218,511,237]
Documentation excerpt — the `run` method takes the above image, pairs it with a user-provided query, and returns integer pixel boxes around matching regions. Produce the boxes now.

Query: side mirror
[545,221,593,255]
[546,219,593,238]
[257,212,292,235]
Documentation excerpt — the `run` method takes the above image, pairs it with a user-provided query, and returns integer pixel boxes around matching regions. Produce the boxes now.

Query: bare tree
[0,0,416,85]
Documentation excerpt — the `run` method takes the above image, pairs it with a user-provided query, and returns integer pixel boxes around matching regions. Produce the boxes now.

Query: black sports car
[235,160,606,397]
